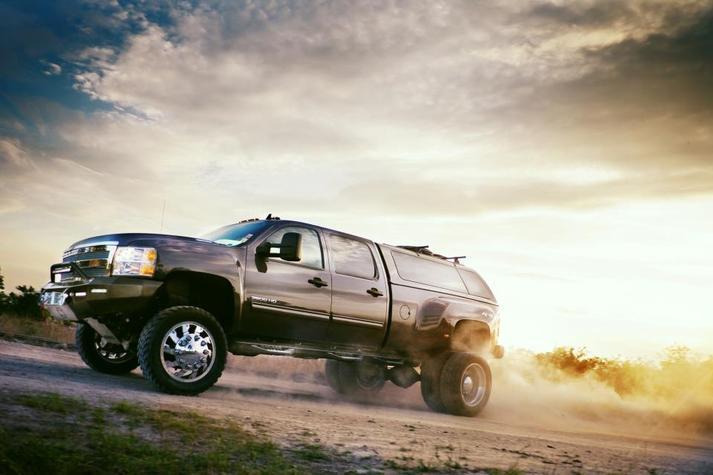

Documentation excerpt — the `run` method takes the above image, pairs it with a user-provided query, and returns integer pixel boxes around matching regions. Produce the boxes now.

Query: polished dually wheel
[160,321,215,382]
[439,353,492,416]
[460,362,487,407]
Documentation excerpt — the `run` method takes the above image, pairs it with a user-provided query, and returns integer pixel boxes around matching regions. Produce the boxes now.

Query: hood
[66,233,213,250]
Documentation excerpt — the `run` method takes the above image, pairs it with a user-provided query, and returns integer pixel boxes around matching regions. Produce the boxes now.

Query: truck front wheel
[138,306,227,395]
[324,360,385,399]
[76,322,139,374]
[439,353,491,416]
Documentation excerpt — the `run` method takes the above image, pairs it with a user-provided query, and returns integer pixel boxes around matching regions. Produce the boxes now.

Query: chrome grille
[61,242,118,280]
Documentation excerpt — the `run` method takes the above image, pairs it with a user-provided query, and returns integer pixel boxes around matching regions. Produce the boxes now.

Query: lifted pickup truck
[41,217,503,416]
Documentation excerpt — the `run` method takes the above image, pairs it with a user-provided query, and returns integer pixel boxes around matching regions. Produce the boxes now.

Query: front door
[325,233,389,348]
[242,225,331,343]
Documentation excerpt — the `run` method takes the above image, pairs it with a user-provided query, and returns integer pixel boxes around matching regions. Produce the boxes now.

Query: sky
[1,0,712,358]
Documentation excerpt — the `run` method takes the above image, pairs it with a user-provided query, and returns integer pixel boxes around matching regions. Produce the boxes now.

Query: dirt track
[1,340,712,474]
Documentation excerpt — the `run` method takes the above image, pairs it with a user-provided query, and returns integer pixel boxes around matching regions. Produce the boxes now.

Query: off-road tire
[324,360,385,398]
[138,306,227,395]
[75,322,139,374]
[439,353,492,417]
[420,352,451,412]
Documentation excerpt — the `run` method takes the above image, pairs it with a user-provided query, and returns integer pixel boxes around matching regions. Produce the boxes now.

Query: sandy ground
[1,340,712,474]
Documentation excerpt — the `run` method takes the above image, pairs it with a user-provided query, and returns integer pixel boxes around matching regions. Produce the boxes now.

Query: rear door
[242,225,331,343]
[325,232,388,348]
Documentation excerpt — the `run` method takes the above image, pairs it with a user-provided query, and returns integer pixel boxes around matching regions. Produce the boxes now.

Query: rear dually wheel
[420,352,451,413]
[439,353,492,417]
[325,360,386,399]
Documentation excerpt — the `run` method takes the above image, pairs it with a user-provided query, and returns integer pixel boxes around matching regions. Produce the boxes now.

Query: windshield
[201,221,271,247]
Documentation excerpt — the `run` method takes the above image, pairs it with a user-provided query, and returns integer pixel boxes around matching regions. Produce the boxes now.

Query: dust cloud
[487,348,713,443]
[227,347,713,443]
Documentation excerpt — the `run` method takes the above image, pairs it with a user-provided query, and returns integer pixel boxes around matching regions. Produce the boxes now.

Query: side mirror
[256,232,302,262]
[277,232,301,261]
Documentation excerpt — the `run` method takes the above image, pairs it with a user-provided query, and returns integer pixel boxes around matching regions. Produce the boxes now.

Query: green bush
[0,268,42,320]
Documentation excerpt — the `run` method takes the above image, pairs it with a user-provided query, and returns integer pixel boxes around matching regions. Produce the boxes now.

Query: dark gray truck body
[41,219,500,362]
[41,218,501,415]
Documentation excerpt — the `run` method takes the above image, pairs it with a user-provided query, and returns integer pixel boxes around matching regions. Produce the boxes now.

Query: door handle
[308,277,328,288]
[366,287,383,297]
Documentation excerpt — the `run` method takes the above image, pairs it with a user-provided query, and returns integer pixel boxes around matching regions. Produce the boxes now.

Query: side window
[266,226,323,269]
[391,251,467,293]
[328,234,377,280]
[457,269,495,300]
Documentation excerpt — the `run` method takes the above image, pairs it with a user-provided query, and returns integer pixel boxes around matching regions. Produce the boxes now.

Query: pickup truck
[40,216,503,416]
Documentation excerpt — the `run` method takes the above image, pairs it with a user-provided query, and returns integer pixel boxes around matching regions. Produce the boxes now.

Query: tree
[0,267,6,311]
[0,267,42,319]
[7,285,41,319]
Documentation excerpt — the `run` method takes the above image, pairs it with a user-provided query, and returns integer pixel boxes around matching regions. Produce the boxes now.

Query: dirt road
[1,339,711,474]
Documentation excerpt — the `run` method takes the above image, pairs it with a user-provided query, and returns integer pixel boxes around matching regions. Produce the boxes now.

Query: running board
[229,341,410,366]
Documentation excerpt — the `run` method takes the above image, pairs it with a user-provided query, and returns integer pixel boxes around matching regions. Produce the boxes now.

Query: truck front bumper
[40,274,161,322]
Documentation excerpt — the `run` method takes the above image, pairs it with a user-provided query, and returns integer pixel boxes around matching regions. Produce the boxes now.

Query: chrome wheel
[77,322,138,374]
[160,321,215,382]
[460,362,487,407]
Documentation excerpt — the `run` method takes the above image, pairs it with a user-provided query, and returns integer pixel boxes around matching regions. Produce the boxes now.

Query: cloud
[336,168,713,216]
[2,0,713,225]
[0,138,35,171]
[524,0,710,35]
[41,61,62,76]
[528,0,639,28]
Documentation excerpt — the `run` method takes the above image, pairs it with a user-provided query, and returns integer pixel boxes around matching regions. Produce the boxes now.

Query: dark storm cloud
[590,8,713,98]
[482,3,713,193]
[527,0,638,28]
[524,0,709,33]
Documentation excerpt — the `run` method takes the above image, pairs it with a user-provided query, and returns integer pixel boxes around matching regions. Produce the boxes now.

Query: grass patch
[293,443,330,462]
[486,468,524,475]
[2,391,528,474]
[0,313,76,345]
[15,392,88,414]
[383,458,440,473]
[2,392,303,474]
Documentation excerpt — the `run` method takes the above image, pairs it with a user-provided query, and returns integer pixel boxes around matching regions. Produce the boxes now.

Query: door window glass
[328,234,377,279]
[266,226,323,269]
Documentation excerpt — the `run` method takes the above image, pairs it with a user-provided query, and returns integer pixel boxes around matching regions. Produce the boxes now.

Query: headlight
[111,247,157,277]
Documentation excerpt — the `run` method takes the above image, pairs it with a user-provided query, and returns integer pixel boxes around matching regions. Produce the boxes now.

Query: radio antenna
[160,199,166,232]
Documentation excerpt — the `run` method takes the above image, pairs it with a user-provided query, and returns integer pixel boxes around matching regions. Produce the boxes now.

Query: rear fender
[417,296,498,353]
[417,296,496,328]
